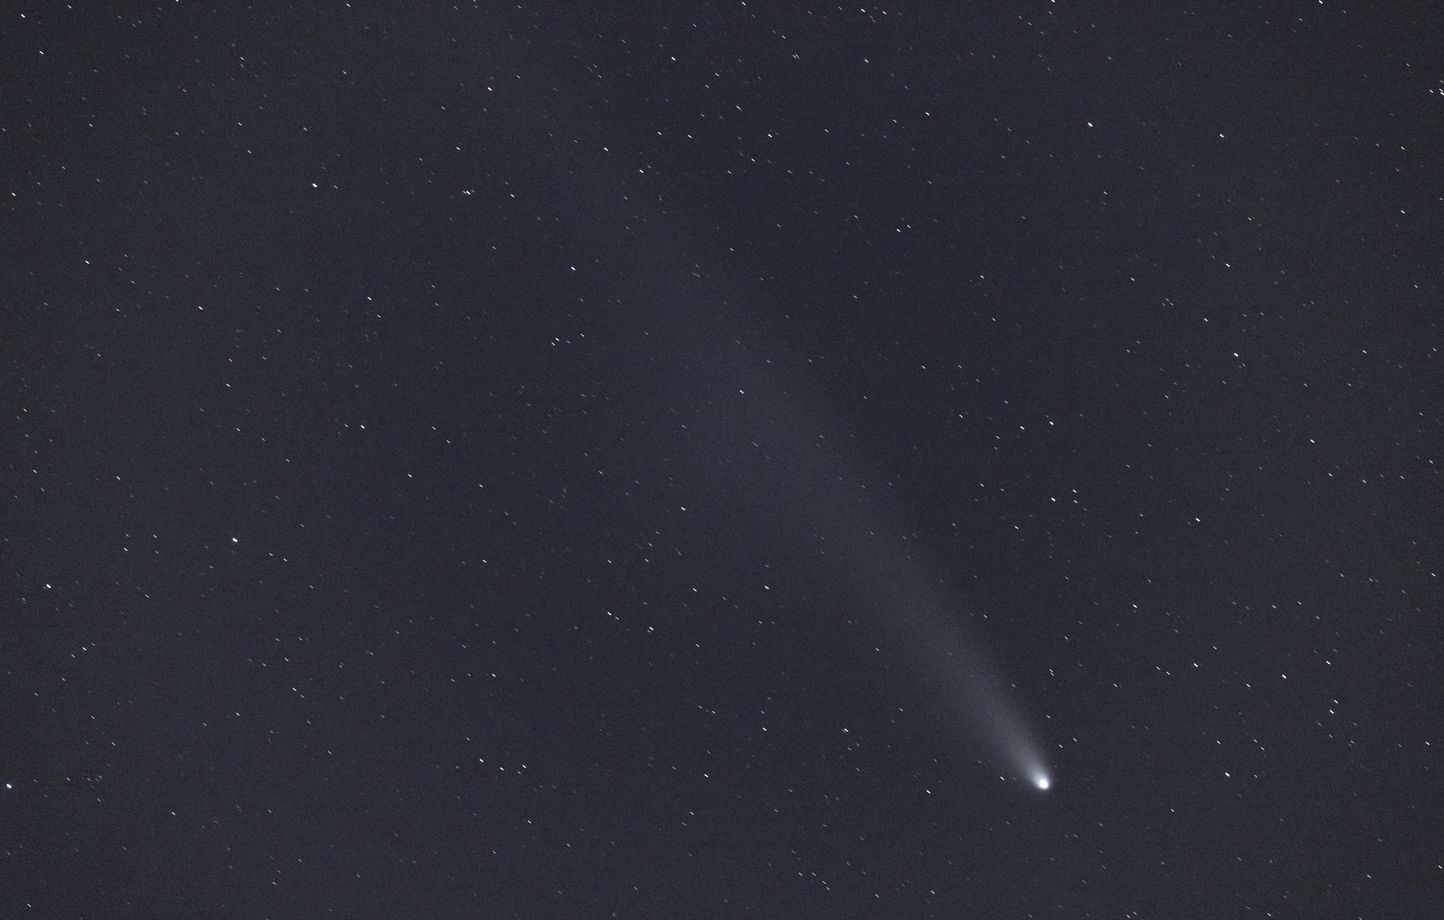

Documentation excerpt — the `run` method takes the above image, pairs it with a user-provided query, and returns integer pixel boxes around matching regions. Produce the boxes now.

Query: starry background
[4,3,1441,917]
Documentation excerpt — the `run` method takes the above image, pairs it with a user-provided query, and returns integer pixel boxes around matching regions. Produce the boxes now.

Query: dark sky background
[4,3,1441,917]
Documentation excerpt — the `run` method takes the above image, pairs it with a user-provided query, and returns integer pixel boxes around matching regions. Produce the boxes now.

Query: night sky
[5,3,1442,917]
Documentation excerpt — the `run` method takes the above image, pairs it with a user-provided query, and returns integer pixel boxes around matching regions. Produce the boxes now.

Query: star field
[3,3,1441,917]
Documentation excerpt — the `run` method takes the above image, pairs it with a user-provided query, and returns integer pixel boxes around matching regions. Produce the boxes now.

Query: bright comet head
[1030,771,1051,791]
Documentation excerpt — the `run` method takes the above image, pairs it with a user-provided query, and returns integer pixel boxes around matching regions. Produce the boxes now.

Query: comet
[659,291,1051,794]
